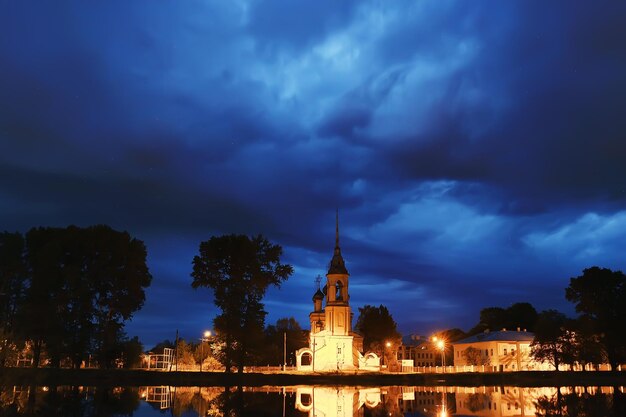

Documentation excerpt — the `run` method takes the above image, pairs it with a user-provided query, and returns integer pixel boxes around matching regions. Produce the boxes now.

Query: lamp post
[200,330,211,372]
[283,331,286,372]
[432,336,445,372]
[436,340,445,372]
[384,341,391,371]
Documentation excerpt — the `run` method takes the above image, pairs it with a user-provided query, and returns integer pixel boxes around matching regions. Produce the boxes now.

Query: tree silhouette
[0,232,27,367]
[566,266,626,369]
[468,302,538,335]
[18,225,151,368]
[191,234,293,373]
[530,309,572,370]
[355,304,401,363]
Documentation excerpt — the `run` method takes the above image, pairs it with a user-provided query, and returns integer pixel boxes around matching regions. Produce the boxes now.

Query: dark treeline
[0,226,151,369]
[437,267,626,370]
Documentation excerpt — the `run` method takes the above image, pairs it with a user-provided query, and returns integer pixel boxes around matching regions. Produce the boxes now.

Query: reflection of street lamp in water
[438,391,447,417]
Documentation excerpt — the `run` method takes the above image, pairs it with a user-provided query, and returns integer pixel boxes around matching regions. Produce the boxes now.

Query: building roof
[402,334,429,346]
[454,330,535,345]
[312,288,324,300]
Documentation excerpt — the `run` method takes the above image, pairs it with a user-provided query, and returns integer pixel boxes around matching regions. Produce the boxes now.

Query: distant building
[397,335,437,367]
[295,215,380,372]
[452,329,551,371]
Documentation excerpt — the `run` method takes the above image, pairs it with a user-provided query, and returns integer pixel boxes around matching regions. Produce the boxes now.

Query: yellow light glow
[386,341,391,347]
[437,340,445,350]
[204,330,212,338]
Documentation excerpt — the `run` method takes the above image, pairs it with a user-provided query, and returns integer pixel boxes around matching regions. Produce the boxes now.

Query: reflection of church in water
[296,215,380,371]
[295,387,381,417]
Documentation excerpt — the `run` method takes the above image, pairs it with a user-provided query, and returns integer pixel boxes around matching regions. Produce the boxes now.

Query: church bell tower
[324,211,351,336]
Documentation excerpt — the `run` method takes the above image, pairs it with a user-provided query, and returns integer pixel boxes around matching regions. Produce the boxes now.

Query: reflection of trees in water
[168,386,223,416]
[534,387,626,417]
[466,393,490,412]
[0,386,139,416]
[363,388,454,417]
[194,387,307,417]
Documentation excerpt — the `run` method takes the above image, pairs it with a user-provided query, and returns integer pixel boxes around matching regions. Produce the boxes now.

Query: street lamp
[383,341,392,371]
[200,330,212,372]
[436,339,445,371]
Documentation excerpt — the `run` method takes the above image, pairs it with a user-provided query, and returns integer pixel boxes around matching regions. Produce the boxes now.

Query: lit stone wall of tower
[296,213,380,372]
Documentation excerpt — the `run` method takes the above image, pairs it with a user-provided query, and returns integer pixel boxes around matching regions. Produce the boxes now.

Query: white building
[296,216,380,372]
[453,329,552,371]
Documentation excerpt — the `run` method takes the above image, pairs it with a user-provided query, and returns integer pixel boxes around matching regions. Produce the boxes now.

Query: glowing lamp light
[204,330,212,338]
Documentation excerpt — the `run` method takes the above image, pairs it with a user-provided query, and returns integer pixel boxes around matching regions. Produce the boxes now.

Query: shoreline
[1,368,625,388]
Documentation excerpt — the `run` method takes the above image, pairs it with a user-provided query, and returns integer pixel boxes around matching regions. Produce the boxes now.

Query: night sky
[2,2,626,348]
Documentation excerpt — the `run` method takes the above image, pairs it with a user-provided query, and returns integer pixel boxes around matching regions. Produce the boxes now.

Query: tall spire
[328,210,348,275]
[335,208,339,249]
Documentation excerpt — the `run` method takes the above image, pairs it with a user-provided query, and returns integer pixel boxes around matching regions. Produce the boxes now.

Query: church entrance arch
[296,348,314,371]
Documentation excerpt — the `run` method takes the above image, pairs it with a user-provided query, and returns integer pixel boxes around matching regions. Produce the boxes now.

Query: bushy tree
[468,302,538,335]
[260,317,308,366]
[17,225,151,368]
[176,339,197,366]
[355,304,402,365]
[530,310,574,370]
[120,336,144,369]
[573,316,605,369]
[565,266,626,369]
[191,234,293,373]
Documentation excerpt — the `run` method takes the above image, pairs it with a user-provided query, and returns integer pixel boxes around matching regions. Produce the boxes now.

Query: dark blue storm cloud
[2,1,626,346]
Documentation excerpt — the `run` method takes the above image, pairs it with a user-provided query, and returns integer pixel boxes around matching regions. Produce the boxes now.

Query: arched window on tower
[335,280,343,301]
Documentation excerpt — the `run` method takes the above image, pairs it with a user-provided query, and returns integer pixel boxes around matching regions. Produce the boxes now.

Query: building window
[512,349,516,356]
[504,348,507,355]
[485,349,488,356]
[490,349,494,356]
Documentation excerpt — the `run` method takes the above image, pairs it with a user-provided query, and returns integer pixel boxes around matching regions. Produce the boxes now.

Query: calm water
[1,385,624,416]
